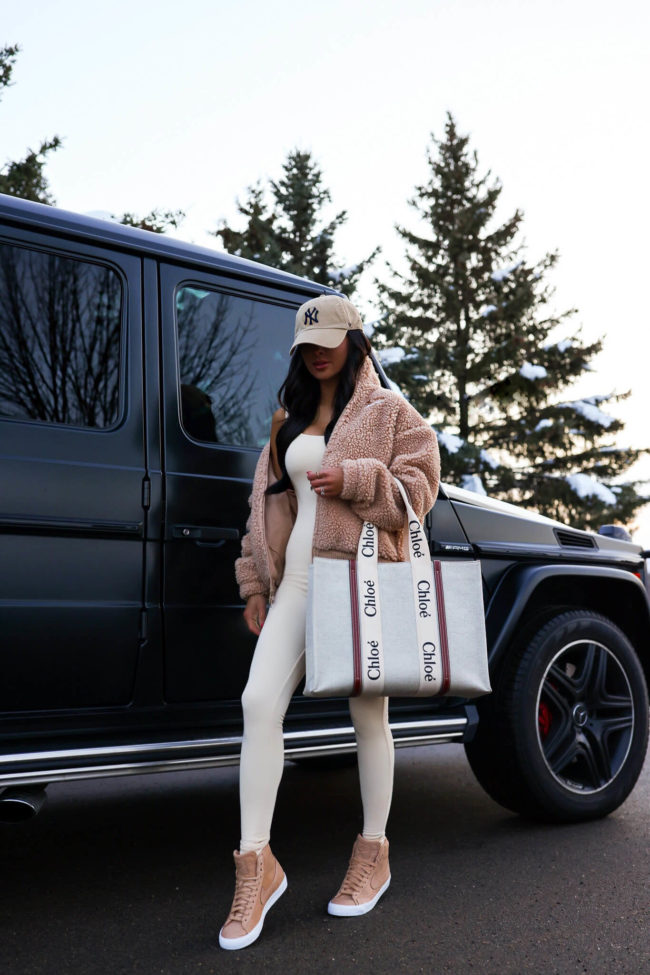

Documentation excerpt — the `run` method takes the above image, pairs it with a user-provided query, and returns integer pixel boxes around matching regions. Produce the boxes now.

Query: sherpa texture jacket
[234,354,440,605]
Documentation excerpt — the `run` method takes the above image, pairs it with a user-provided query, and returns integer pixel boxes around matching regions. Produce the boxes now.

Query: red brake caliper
[538,700,552,738]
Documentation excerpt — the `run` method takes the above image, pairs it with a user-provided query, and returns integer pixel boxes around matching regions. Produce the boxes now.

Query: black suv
[1,194,648,825]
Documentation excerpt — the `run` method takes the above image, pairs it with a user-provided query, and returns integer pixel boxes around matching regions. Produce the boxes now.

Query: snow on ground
[520,362,548,380]
[535,418,554,432]
[460,473,487,495]
[566,472,618,506]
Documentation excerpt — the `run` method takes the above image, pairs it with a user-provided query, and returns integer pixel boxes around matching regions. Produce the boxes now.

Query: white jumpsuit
[239,433,395,852]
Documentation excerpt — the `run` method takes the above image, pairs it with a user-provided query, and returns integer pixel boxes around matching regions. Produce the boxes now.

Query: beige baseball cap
[290,294,364,353]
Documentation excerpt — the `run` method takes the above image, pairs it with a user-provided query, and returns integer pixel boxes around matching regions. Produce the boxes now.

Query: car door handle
[172,525,240,541]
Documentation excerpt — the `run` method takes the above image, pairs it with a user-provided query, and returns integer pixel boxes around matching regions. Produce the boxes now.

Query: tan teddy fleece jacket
[234,354,440,605]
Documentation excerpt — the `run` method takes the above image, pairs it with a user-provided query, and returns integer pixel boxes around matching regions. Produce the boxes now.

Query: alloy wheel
[536,639,635,795]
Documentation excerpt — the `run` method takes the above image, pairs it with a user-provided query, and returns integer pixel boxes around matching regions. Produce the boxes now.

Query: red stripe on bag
[434,560,450,695]
[349,558,362,695]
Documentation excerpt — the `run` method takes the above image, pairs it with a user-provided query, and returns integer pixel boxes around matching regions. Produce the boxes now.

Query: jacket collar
[355,353,382,397]
[339,353,382,412]
[323,354,382,456]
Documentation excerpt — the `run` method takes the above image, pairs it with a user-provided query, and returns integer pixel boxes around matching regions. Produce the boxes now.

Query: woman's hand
[244,594,267,636]
[307,466,344,498]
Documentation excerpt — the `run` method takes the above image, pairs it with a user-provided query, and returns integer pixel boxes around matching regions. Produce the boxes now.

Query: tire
[465,609,649,822]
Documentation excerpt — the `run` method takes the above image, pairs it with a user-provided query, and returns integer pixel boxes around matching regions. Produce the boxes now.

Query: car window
[175,284,292,448]
[0,240,123,429]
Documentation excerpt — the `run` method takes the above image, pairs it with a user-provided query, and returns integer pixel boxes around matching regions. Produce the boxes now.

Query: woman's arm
[235,408,293,602]
[338,403,440,530]
[234,439,274,602]
[234,501,269,601]
[235,514,269,634]
[270,407,285,480]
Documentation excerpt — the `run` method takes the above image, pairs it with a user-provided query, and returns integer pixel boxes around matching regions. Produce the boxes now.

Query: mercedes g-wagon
[1,193,648,825]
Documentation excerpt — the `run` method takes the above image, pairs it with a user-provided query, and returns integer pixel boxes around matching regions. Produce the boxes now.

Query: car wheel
[465,609,649,822]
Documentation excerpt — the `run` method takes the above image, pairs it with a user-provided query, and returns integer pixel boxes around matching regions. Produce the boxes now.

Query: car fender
[484,562,650,676]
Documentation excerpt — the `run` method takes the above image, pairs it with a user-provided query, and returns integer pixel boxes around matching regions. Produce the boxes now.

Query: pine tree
[213,149,378,297]
[373,111,648,531]
[214,182,283,267]
[0,44,62,203]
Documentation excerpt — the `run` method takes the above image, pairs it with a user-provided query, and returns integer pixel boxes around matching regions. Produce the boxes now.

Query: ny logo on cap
[304,307,319,326]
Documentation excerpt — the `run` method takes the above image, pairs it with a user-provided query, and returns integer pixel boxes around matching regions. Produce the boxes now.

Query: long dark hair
[266,329,372,496]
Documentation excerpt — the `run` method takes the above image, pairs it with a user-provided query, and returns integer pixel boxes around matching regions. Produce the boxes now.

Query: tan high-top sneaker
[219,843,287,950]
[327,834,391,916]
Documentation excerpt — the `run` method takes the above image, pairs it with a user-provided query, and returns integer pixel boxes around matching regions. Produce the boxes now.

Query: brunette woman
[220,294,440,950]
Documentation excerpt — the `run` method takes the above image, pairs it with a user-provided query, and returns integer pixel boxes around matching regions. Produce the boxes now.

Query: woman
[220,294,440,950]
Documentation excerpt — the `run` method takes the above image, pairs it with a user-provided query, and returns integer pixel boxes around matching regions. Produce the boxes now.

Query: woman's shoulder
[270,406,287,442]
[271,407,287,426]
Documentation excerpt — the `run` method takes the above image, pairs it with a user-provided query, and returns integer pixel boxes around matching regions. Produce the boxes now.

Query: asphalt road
[2,743,650,975]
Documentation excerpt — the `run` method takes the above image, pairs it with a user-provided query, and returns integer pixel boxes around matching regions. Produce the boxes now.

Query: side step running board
[0,713,472,787]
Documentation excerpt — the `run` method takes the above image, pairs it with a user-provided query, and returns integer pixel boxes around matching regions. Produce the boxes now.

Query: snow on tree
[373,111,648,530]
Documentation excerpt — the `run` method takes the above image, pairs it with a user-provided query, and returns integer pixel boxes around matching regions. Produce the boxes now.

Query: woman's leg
[327,695,393,917]
[348,695,395,840]
[239,573,308,853]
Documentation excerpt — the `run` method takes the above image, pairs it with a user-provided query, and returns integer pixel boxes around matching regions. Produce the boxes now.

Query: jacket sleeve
[234,498,269,601]
[338,402,440,530]
[234,445,271,602]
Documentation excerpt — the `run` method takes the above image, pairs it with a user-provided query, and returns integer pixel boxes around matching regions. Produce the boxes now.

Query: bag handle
[355,476,442,695]
[355,475,432,567]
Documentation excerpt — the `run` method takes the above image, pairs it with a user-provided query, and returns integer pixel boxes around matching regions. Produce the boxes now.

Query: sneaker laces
[339,855,375,896]
[228,874,259,921]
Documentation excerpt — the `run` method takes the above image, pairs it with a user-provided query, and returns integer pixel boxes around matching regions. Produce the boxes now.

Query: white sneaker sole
[219,874,288,950]
[327,874,391,916]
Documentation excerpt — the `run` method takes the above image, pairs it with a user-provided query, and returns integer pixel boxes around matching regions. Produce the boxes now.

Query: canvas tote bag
[304,476,491,698]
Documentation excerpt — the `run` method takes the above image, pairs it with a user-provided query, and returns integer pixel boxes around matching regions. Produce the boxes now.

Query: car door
[0,229,146,711]
[159,263,309,704]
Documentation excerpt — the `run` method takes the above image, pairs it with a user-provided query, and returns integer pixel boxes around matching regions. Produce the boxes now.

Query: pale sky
[3,0,650,539]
